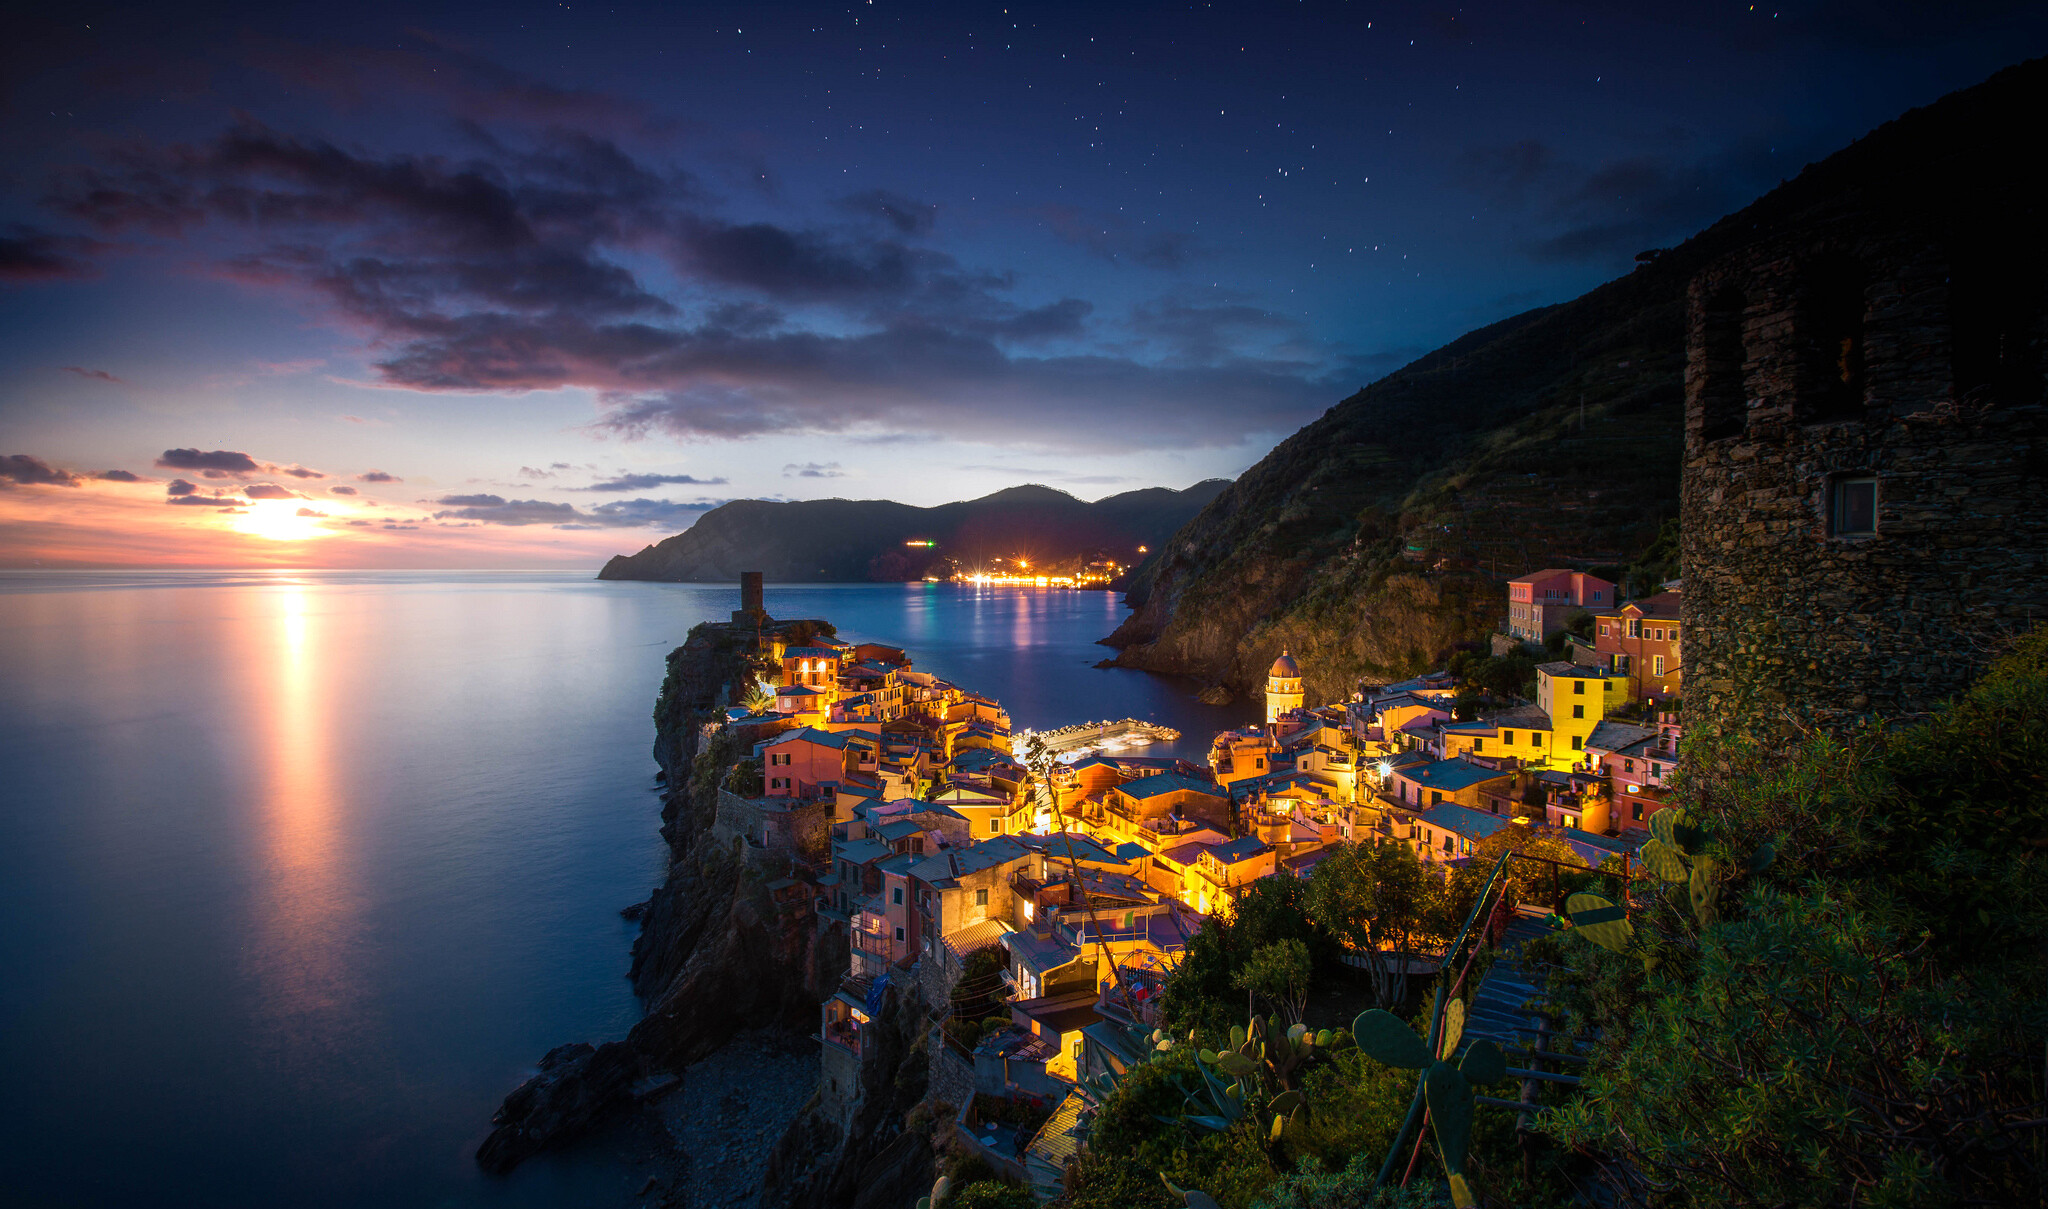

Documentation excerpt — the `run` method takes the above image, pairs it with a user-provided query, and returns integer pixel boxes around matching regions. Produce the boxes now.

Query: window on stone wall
[1831,476,1879,537]
[1800,256,1868,424]
[1951,240,2044,405]
[1697,285,1748,441]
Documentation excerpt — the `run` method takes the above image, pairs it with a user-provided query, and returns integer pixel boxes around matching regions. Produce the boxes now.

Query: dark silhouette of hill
[596,480,1230,582]
[1103,57,2048,704]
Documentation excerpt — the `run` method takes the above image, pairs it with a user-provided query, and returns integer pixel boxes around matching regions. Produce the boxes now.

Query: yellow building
[1536,661,1630,765]
[1265,651,1304,723]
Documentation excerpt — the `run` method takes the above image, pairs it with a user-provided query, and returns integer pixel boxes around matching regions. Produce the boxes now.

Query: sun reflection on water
[247,584,361,1042]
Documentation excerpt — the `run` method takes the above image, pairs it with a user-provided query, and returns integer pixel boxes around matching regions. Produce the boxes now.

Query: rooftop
[1413,802,1514,841]
[1396,758,1515,793]
[1117,771,1226,801]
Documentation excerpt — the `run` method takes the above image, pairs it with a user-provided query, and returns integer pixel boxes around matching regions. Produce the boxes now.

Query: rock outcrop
[479,617,845,1173]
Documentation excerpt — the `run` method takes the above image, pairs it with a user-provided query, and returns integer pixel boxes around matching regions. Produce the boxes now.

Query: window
[1572,704,1585,720]
[1831,477,1878,536]
[975,888,988,907]
[987,818,998,833]
[1651,762,1662,777]
[1572,735,1584,750]
[892,887,903,905]
[1431,790,1443,805]
[1628,619,1640,639]
[1599,624,1610,637]
[1613,654,1631,673]
[1502,730,1515,745]
[1473,738,1484,752]
[1574,680,1586,696]
[1697,285,1748,441]
[1632,803,1644,821]
[1800,255,1867,424]
[1653,655,1666,677]
[1624,759,1635,773]
[1592,590,1603,602]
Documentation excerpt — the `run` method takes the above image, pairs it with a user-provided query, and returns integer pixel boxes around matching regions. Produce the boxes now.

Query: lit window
[1831,477,1878,536]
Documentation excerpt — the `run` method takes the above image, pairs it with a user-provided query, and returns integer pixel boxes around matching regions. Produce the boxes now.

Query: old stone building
[1680,61,2047,732]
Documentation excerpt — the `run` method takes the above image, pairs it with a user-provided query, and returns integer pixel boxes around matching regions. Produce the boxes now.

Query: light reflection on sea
[0,572,1254,1207]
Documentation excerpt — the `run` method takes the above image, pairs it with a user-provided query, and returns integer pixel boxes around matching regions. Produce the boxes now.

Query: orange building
[1593,590,1683,701]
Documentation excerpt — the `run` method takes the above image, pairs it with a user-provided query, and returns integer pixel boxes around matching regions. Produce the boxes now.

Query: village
[702,567,1681,1196]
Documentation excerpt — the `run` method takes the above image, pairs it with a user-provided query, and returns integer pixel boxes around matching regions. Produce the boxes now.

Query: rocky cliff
[597,480,1228,582]
[478,619,846,1174]
[1106,63,2048,701]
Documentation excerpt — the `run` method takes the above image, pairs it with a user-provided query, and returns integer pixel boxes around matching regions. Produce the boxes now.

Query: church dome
[1269,650,1300,679]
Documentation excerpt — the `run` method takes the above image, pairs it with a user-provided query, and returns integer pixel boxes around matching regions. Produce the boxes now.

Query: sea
[0,571,1257,1208]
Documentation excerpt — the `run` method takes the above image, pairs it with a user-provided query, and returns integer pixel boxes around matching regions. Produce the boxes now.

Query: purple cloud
[62,366,123,383]
[356,470,401,482]
[329,485,359,495]
[1,454,82,487]
[243,483,306,500]
[569,471,728,491]
[157,448,262,478]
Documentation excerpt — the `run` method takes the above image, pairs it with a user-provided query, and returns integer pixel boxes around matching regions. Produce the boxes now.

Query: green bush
[949,1179,1036,1209]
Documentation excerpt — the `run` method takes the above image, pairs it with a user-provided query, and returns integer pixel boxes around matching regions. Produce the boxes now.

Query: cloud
[248,30,668,133]
[166,478,198,496]
[296,507,328,518]
[329,484,358,495]
[570,471,729,491]
[62,366,123,383]
[1,454,82,487]
[278,465,326,479]
[0,225,102,282]
[346,519,372,526]
[1456,135,1795,266]
[243,483,306,500]
[44,121,1342,451]
[157,448,262,478]
[1037,205,1196,270]
[431,494,722,527]
[837,189,937,236]
[783,462,844,478]
[167,492,251,506]
[356,470,401,482]
[97,469,147,482]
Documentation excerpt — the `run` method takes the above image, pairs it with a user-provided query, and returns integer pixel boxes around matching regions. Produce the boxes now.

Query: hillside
[1104,57,2048,705]
[597,480,1229,582]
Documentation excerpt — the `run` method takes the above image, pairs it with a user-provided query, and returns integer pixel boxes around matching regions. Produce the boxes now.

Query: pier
[1031,717,1180,756]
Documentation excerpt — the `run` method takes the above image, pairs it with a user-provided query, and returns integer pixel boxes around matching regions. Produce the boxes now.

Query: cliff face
[479,620,845,1172]
[1106,263,1690,698]
[597,480,1229,582]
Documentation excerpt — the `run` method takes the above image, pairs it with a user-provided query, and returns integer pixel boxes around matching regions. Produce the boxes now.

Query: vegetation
[1530,628,2048,1207]
[1064,633,2048,1209]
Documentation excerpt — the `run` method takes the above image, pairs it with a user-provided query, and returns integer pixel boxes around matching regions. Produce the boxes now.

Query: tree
[1233,939,1313,1026]
[1301,842,1451,1009]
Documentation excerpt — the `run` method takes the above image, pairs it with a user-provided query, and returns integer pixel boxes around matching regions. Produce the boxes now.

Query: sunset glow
[232,503,336,543]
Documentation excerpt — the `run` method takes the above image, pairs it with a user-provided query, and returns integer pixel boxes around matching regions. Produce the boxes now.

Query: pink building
[1506,569,1616,644]
[761,726,878,797]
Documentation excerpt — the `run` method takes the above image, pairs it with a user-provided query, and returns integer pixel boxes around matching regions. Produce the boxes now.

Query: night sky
[3,1,2044,567]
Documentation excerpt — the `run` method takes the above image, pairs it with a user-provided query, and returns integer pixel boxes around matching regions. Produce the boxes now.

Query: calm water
[0,572,1253,1208]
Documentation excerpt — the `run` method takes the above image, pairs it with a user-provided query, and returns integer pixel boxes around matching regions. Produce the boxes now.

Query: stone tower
[1679,62,2048,734]
[1265,650,1304,723]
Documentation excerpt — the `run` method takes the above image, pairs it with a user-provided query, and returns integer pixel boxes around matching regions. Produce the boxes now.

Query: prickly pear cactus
[1566,891,1634,952]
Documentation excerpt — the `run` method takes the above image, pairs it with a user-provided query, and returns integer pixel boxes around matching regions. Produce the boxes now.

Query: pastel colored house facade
[1536,662,1631,764]
[1593,590,1684,701]
[1506,569,1616,644]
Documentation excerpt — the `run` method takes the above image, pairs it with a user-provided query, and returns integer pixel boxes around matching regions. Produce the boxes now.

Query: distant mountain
[1104,58,2048,704]
[596,480,1231,582]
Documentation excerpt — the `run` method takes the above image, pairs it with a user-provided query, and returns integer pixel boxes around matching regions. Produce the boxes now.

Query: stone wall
[1679,172,2046,734]
[714,789,835,871]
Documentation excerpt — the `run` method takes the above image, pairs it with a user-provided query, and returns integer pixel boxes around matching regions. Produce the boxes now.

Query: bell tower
[1265,650,1304,723]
